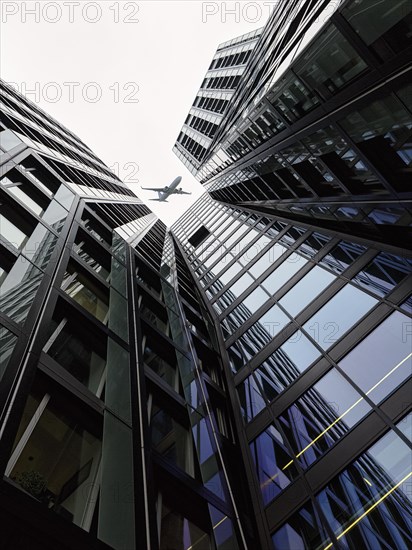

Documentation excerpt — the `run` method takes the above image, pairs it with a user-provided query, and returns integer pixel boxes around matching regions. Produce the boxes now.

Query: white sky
[1,1,268,225]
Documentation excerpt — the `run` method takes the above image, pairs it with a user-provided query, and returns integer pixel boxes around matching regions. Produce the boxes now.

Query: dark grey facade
[1,0,412,549]
[0,79,254,550]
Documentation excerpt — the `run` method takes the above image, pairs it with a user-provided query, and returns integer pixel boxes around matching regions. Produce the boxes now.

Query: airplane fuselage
[156,176,182,201]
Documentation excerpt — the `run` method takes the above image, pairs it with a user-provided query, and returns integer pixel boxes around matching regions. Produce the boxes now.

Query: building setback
[1,0,412,549]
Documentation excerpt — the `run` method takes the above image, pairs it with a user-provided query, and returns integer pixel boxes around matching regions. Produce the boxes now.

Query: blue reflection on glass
[238,375,266,422]
[250,425,298,505]
[302,285,377,350]
[279,266,335,316]
[280,331,321,373]
[353,252,412,297]
[339,311,412,403]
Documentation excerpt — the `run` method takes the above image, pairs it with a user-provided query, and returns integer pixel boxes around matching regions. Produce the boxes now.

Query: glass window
[316,428,412,549]
[21,223,59,269]
[319,241,367,275]
[270,76,319,123]
[229,272,255,297]
[1,177,44,216]
[47,321,106,394]
[238,374,266,422]
[250,425,300,505]
[0,213,28,249]
[279,266,335,316]
[302,285,378,350]
[143,340,179,393]
[262,253,308,295]
[238,235,272,267]
[297,232,331,259]
[296,25,367,95]
[7,390,101,531]
[150,404,195,478]
[0,257,44,325]
[272,501,327,550]
[279,330,322,374]
[53,185,75,210]
[339,93,411,192]
[396,413,412,442]
[159,501,211,550]
[234,305,290,364]
[98,412,134,548]
[0,324,18,381]
[258,304,290,340]
[216,261,241,286]
[63,270,109,324]
[248,243,287,278]
[0,129,23,151]
[339,311,412,404]
[342,0,412,60]
[352,252,412,297]
[279,369,371,469]
[105,339,131,424]
[241,285,270,314]
[41,200,68,233]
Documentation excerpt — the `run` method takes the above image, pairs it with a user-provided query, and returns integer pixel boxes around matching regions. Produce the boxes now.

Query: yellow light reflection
[282,353,412,471]
[322,471,412,550]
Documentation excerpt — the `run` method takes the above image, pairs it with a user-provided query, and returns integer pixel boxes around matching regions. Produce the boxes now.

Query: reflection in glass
[272,500,327,550]
[296,25,367,95]
[279,369,371,469]
[353,252,412,297]
[316,429,412,549]
[319,241,366,275]
[238,374,266,422]
[159,501,211,550]
[302,285,377,350]
[8,393,101,531]
[41,200,68,233]
[0,213,28,250]
[63,271,109,324]
[21,223,59,269]
[342,0,412,60]
[151,404,194,478]
[0,256,43,325]
[47,322,106,394]
[250,425,299,505]
[0,324,18,380]
[262,253,308,295]
[339,311,412,404]
[279,266,335,316]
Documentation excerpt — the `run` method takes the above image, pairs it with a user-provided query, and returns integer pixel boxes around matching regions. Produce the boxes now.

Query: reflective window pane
[353,252,412,297]
[279,369,371,469]
[316,428,412,549]
[250,425,300,505]
[279,266,335,316]
[302,285,378,350]
[339,311,412,404]
[262,253,308,295]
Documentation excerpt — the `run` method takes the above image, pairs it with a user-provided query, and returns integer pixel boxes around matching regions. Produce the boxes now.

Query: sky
[1,0,269,226]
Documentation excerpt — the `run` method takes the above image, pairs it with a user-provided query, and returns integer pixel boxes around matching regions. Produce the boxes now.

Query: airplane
[141,176,191,202]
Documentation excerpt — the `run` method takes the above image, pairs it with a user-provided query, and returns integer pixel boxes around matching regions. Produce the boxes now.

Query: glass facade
[2,1,412,549]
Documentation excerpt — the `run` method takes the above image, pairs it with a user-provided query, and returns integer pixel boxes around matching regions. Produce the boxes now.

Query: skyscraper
[171,0,412,548]
[1,0,412,549]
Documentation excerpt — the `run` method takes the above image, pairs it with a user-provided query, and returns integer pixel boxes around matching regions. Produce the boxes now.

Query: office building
[173,27,262,176]
[1,0,412,548]
[172,0,412,548]
[174,0,412,247]
[0,78,254,550]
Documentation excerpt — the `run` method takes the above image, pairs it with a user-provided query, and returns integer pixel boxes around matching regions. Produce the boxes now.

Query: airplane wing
[171,190,192,195]
[141,187,166,191]
[149,198,167,202]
